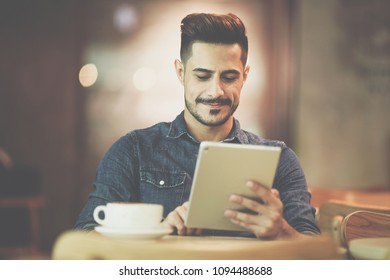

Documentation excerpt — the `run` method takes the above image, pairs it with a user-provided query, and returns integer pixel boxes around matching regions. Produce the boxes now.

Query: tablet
[185,141,281,231]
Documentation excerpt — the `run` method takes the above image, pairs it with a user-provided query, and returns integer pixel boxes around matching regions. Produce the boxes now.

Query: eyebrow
[192,68,214,74]
[192,68,240,75]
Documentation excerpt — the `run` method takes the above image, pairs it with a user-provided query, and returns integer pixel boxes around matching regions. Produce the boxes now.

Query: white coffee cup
[93,202,163,229]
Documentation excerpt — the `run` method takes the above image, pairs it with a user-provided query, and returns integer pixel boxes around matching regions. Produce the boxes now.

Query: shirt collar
[167,111,189,139]
[167,111,247,144]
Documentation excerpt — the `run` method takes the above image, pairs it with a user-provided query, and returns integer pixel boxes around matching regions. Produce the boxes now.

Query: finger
[247,181,280,207]
[229,218,272,238]
[271,188,280,199]
[229,194,269,216]
[226,212,276,238]
[182,201,190,209]
[175,205,187,220]
[165,211,186,235]
[165,204,191,235]
[228,215,261,229]
[224,209,261,226]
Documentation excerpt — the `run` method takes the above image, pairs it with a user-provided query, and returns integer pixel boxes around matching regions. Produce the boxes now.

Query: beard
[185,96,238,127]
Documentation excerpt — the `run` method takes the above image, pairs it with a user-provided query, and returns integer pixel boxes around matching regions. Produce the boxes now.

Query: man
[75,13,320,239]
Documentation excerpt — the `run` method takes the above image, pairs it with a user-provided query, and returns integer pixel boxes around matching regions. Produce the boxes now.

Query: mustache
[196,97,232,106]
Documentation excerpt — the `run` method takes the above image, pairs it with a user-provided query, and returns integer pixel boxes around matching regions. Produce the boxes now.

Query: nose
[208,77,224,98]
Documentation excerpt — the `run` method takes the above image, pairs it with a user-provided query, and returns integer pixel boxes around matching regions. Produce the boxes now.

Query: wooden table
[51,189,389,260]
[52,230,341,260]
[309,187,390,208]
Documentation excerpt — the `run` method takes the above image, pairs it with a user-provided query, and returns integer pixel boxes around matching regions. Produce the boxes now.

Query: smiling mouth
[204,103,225,109]
[196,97,232,107]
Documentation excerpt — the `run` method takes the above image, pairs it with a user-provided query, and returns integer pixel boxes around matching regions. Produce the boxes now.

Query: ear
[243,65,250,82]
[174,59,184,85]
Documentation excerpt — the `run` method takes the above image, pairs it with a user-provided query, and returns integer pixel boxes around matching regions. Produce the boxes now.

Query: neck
[184,111,234,142]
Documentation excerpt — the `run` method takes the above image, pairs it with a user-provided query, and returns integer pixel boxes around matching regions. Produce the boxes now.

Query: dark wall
[0,1,87,252]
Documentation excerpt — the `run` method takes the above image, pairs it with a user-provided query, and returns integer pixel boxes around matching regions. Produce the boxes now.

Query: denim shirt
[75,112,320,236]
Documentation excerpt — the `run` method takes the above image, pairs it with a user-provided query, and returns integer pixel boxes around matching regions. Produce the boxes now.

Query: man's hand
[163,201,203,236]
[224,180,301,239]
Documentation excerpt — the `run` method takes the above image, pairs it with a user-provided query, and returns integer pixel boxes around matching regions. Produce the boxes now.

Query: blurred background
[0,0,389,258]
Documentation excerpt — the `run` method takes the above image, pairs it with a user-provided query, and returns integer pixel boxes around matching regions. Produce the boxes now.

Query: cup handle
[93,205,106,225]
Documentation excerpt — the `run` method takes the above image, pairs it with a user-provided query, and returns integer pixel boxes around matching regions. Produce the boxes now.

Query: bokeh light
[79,63,98,87]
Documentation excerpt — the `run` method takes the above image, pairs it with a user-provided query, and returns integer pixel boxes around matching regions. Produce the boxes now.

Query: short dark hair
[180,13,248,66]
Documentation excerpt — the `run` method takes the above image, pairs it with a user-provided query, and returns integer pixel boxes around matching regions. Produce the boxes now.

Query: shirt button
[159,180,165,186]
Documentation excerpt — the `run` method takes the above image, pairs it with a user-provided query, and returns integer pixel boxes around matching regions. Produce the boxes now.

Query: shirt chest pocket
[140,170,186,188]
[139,169,192,216]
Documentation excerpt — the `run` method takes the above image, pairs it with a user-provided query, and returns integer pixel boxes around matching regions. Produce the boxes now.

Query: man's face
[176,42,249,127]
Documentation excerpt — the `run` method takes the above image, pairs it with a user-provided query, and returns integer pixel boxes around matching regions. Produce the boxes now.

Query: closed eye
[222,75,239,82]
[193,68,213,81]
[196,75,211,81]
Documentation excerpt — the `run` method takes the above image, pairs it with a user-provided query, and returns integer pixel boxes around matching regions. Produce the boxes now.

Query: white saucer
[95,224,173,239]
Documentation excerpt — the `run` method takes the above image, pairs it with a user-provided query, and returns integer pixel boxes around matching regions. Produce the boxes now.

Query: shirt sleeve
[273,146,320,234]
[74,134,139,230]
